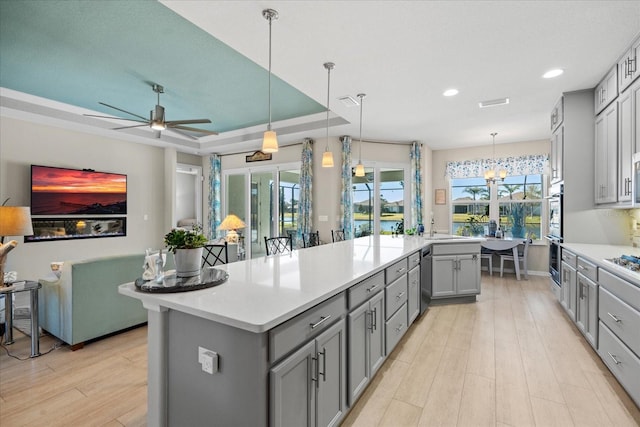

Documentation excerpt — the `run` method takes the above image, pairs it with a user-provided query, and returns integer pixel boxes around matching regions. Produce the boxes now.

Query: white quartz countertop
[561,242,640,287]
[119,234,482,333]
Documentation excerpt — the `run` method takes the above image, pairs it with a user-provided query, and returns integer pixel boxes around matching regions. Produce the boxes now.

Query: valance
[445,154,548,179]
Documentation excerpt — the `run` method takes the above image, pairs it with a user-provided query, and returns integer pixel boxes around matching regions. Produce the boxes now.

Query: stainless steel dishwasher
[420,245,432,315]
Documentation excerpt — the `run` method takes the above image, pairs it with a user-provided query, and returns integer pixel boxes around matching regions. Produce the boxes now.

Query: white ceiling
[2,1,640,154]
[162,0,640,151]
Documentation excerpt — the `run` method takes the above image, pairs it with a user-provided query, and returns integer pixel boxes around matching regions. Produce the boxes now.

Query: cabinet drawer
[385,274,408,320]
[348,271,384,310]
[385,302,408,355]
[385,258,408,284]
[431,243,480,256]
[408,251,420,271]
[599,269,640,312]
[269,292,346,363]
[561,249,577,268]
[598,321,640,407]
[577,257,597,282]
[599,287,640,356]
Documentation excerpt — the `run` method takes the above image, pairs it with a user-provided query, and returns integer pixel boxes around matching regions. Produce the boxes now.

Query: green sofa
[38,253,172,349]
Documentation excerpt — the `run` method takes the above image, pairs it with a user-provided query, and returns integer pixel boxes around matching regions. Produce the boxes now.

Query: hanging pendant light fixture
[355,93,366,177]
[262,9,279,153]
[484,132,507,185]
[322,62,335,168]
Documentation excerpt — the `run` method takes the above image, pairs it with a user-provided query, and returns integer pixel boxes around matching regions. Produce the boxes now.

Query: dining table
[481,237,523,280]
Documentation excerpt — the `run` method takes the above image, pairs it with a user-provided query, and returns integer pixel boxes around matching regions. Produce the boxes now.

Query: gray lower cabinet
[560,260,577,321]
[347,290,385,405]
[270,319,347,427]
[432,254,480,298]
[576,271,598,349]
[407,264,420,325]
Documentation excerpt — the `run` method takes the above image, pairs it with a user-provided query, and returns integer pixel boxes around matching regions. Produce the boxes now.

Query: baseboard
[481,266,549,277]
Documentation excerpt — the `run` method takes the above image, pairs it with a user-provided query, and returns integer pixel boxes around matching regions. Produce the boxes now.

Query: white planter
[174,247,203,278]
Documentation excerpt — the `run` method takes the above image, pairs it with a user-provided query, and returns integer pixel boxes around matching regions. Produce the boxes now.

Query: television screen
[31,165,127,215]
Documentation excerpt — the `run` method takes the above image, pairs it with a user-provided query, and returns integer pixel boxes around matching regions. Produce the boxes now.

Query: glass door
[250,171,275,257]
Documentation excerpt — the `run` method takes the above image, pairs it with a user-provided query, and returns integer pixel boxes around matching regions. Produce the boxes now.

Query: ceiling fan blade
[84,114,147,124]
[98,102,148,121]
[170,124,218,135]
[165,127,199,140]
[165,119,212,125]
[113,123,150,130]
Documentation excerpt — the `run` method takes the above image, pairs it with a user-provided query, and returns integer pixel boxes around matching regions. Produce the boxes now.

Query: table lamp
[219,214,246,243]
[0,206,34,285]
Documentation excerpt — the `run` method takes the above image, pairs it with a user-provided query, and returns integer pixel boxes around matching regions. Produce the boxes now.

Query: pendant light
[321,62,335,168]
[262,9,279,153]
[354,93,366,177]
[484,132,507,185]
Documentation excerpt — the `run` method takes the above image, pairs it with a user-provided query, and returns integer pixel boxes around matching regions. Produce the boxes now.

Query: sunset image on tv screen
[31,165,127,215]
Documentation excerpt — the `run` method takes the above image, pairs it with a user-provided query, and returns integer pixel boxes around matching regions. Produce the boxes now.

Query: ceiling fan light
[262,130,278,153]
[150,105,165,130]
[355,163,365,177]
[322,150,334,168]
[150,121,165,131]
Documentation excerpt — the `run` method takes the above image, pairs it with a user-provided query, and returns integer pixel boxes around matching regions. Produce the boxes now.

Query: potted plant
[164,224,208,277]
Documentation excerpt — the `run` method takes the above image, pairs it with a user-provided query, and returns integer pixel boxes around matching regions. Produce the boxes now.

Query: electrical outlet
[198,346,218,374]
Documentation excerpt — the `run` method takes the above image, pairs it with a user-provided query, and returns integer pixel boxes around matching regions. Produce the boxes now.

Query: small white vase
[174,247,203,278]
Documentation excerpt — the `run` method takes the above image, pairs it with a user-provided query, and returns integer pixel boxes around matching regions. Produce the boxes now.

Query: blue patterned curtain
[445,154,549,179]
[296,138,313,248]
[208,154,222,240]
[340,136,354,239]
[410,141,423,228]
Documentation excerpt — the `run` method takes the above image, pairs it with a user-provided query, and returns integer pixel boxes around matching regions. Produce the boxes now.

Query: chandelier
[484,132,506,185]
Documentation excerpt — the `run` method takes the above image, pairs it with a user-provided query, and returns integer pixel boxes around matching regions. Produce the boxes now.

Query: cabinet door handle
[311,355,319,385]
[310,315,331,329]
[608,352,621,365]
[372,307,377,332]
[607,312,622,323]
[318,348,326,381]
[396,291,406,301]
[396,267,406,274]
[578,282,584,300]
[366,284,378,293]
[395,323,405,333]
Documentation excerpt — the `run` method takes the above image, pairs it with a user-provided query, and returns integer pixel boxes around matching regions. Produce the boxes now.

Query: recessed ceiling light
[443,89,459,97]
[543,69,564,79]
[479,98,510,108]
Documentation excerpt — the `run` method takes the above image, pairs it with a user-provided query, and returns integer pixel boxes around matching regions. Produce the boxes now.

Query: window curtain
[410,141,423,227]
[340,136,354,240]
[296,138,313,247]
[208,154,222,240]
[445,154,548,179]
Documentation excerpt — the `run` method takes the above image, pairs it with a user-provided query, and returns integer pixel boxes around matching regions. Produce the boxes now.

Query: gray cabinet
[347,290,384,405]
[595,64,618,115]
[595,102,618,204]
[432,252,480,299]
[407,263,420,325]
[550,96,564,132]
[575,258,598,349]
[271,319,347,427]
[619,35,640,93]
[618,85,634,202]
[550,124,564,184]
[561,260,577,321]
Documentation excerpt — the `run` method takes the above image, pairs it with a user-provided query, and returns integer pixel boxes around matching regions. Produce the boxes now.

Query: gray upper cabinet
[618,83,635,202]
[619,36,640,93]
[595,102,618,204]
[550,96,564,132]
[595,65,618,115]
[550,124,564,184]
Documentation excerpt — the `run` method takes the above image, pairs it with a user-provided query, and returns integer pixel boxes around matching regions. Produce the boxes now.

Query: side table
[1,280,41,357]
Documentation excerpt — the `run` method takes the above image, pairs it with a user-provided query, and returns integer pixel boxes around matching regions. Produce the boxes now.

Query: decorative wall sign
[435,188,446,205]
[245,150,272,163]
[25,217,126,242]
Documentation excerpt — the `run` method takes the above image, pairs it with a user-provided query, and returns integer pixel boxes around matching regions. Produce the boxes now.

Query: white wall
[0,117,171,281]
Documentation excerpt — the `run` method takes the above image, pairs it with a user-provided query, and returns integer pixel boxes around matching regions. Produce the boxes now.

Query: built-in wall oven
[545,182,563,295]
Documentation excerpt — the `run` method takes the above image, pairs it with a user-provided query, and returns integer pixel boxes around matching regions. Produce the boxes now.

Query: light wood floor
[1,274,639,426]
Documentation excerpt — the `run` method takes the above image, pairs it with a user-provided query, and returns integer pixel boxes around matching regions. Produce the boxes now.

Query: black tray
[135,267,229,293]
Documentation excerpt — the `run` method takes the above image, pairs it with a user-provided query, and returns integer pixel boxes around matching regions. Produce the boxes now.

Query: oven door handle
[543,235,561,244]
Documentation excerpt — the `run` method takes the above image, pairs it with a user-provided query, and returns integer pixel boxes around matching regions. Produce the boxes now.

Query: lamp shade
[355,163,365,177]
[0,207,33,237]
[262,130,279,153]
[322,150,334,168]
[219,214,246,231]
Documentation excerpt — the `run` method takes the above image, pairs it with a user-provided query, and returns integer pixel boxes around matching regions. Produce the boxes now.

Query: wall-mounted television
[31,165,127,215]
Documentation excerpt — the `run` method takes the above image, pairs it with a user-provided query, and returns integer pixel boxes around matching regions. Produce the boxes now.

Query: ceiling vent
[479,97,510,108]
[338,95,360,107]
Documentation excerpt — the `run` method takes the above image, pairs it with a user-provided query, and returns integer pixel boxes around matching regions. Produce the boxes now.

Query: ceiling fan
[85,84,217,139]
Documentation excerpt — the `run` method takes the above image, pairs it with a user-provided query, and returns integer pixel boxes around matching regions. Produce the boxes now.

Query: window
[451,174,543,239]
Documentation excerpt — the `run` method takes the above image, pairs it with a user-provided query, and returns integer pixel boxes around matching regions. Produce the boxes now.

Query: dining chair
[499,234,533,279]
[264,236,293,255]
[331,229,345,242]
[202,242,229,267]
[302,231,320,248]
[480,247,493,276]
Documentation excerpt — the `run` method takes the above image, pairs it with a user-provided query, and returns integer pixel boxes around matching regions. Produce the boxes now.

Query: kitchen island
[119,234,482,426]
